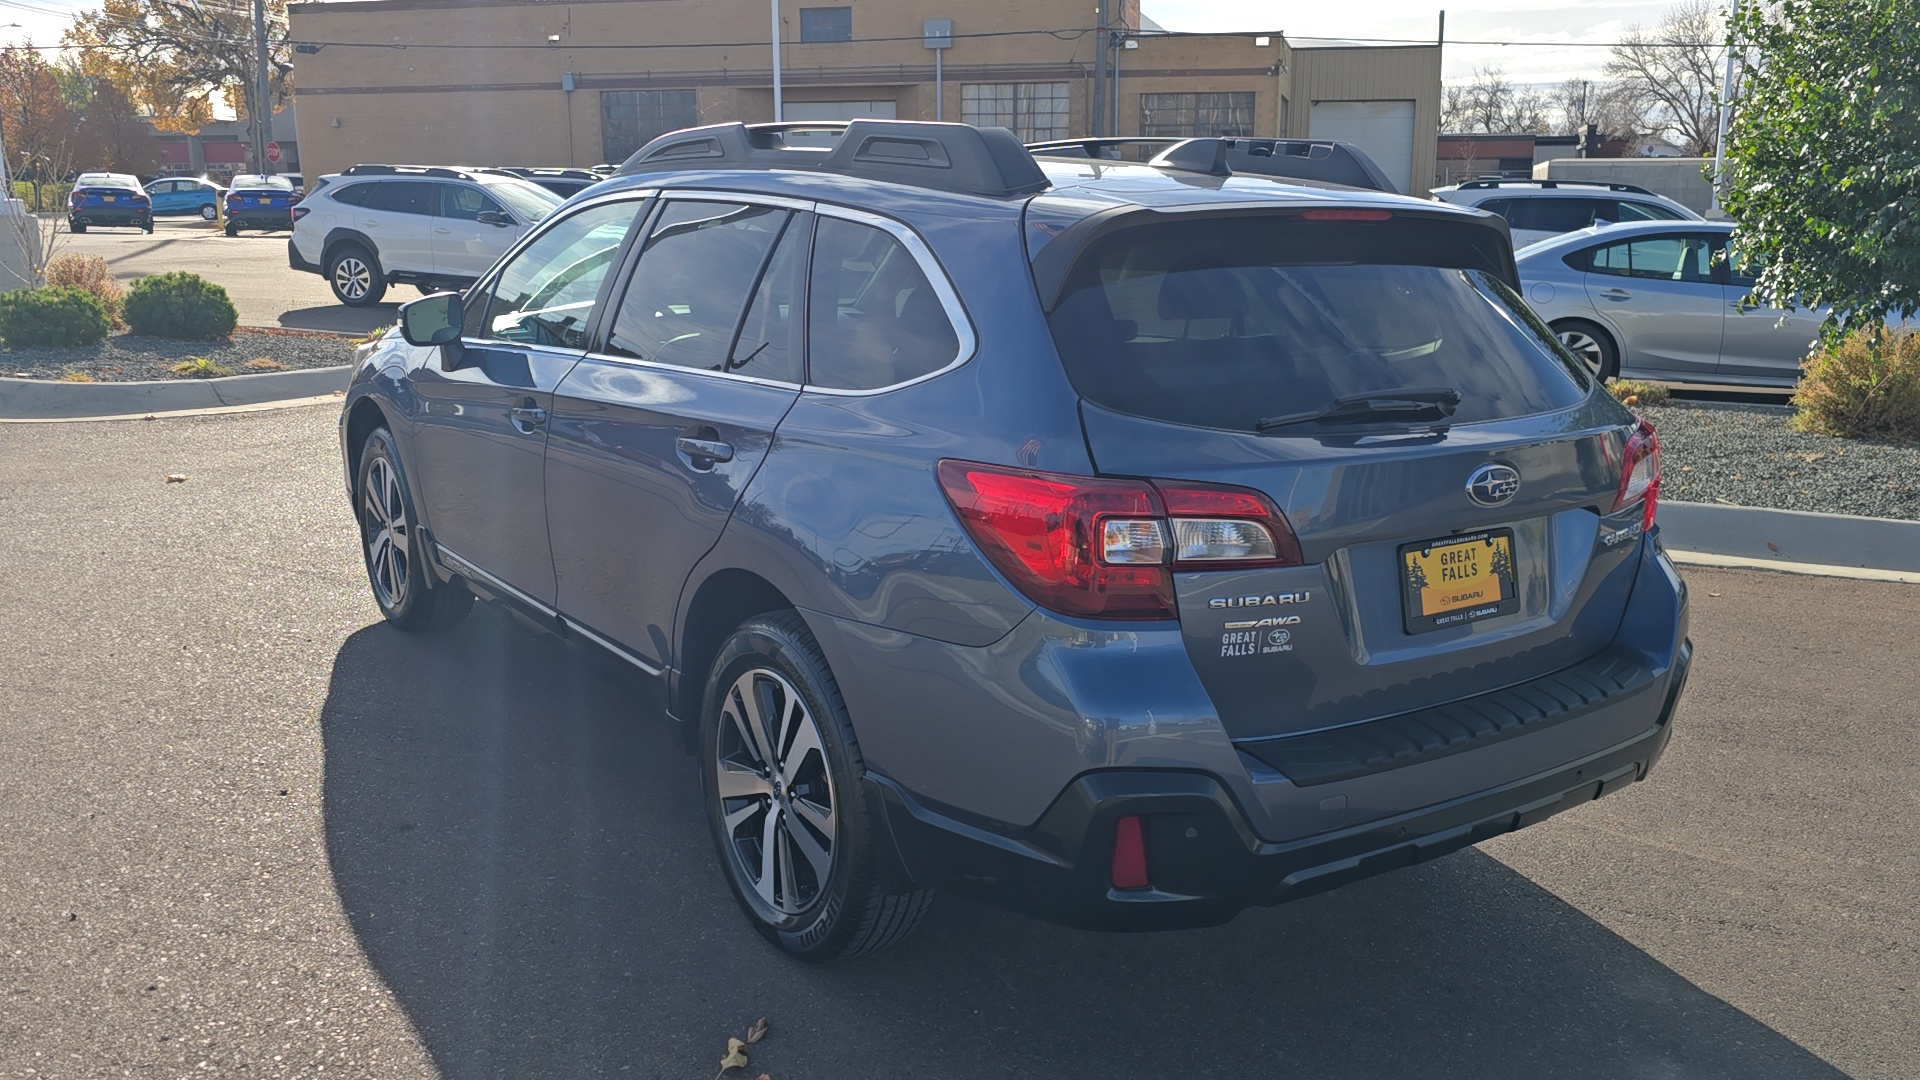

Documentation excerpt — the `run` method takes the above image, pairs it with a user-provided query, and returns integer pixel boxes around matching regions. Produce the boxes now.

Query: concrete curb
[1659,501,1920,578]
[0,365,352,420]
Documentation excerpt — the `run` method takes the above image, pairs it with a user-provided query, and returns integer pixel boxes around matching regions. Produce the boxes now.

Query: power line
[292,25,1096,51]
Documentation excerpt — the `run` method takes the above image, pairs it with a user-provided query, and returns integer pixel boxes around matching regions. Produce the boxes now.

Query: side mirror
[400,291,468,369]
[476,210,515,228]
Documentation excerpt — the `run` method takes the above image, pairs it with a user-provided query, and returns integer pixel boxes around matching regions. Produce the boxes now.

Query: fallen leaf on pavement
[164,474,188,483]
[746,1017,769,1044]
[719,1037,749,1072]
[1766,542,1779,553]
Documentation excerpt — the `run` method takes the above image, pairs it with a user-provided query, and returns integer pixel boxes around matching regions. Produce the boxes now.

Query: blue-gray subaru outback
[338,121,1691,962]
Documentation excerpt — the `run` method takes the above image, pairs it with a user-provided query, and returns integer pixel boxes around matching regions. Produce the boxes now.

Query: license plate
[102,195,116,202]
[1399,529,1518,634]
[255,197,270,204]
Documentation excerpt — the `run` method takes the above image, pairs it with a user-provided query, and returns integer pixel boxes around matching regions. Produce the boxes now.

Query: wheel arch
[321,227,379,268]
[342,396,393,499]
[673,567,800,723]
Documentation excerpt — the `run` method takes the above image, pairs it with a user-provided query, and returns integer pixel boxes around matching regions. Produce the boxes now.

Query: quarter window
[799,6,853,42]
[961,83,1070,142]
[477,199,645,349]
[806,217,961,391]
[605,201,789,371]
[330,183,375,207]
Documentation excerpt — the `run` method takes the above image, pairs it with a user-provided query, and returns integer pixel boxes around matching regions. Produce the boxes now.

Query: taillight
[936,460,1303,620]
[1612,418,1661,531]
[291,206,310,221]
[69,191,82,207]
[131,194,149,206]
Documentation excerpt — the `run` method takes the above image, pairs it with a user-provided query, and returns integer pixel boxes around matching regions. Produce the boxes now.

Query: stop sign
[265,141,282,164]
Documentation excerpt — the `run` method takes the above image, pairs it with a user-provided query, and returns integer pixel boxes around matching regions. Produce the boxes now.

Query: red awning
[202,141,247,164]
[160,142,190,164]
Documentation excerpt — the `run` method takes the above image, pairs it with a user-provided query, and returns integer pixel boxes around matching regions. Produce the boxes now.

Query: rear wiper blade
[1255,387,1462,433]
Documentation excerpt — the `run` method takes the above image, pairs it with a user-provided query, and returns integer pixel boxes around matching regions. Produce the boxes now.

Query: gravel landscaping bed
[1644,402,1920,521]
[3,329,357,382]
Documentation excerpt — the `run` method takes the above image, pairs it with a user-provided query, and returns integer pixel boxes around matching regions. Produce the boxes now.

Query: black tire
[140,219,153,234]
[69,221,85,234]
[701,611,933,962]
[328,244,388,307]
[355,427,472,632]
[1553,319,1620,381]
[224,221,240,237]
[199,204,218,221]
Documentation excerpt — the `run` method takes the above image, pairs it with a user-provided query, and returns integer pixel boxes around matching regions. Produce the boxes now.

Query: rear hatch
[1034,207,1654,741]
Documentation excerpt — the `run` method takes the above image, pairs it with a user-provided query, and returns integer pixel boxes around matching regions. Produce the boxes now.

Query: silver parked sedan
[1515,221,1822,388]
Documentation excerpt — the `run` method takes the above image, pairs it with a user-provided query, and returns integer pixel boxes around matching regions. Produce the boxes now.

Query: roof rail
[615,120,1050,198]
[1455,177,1657,197]
[340,164,482,181]
[1027,135,1399,193]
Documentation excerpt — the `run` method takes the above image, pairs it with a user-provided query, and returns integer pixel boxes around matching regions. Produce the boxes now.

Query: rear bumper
[874,638,1689,931]
[229,209,292,228]
[69,209,150,226]
[289,238,322,274]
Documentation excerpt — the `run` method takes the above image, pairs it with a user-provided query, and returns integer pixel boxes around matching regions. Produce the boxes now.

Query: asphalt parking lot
[1,404,1915,1079]
[44,217,399,335]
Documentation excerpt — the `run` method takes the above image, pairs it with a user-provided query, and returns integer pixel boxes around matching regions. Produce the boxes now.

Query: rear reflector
[1111,816,1150,890]
[1300,208,1392,222]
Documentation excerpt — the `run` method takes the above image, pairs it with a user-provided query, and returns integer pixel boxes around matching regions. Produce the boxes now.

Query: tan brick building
[288,0,1439,193]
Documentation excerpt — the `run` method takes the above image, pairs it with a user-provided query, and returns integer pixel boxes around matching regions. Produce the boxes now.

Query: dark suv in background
[339,121,1691,962]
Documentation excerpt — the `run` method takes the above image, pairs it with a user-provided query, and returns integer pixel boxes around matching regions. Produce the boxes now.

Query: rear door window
[1512,197,1607,233]
[1587,235,1716,282]
[1045,216,1591,433]
[1611,198,1686,222]
[805,217,961,391]
[369,181,434,216]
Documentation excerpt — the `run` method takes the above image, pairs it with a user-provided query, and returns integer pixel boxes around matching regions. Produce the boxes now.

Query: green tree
[1722,0,1920,335]
[63,0,292,138]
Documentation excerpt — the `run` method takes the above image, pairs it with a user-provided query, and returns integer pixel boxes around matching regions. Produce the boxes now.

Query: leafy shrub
[123,272,238,340]
[1604,378,1671,408]
[0,285,111,346]
[1791,328,1920,441]
[170,357,235,379]
[43,253,125,322]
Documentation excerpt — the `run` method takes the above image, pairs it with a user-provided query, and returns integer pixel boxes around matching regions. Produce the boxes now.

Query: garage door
[783,100,896,146]
[1309,100,1415,194]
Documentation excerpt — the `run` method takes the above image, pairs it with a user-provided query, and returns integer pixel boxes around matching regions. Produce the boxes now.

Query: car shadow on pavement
[277,303,401,337]
[319,603,1848,1080]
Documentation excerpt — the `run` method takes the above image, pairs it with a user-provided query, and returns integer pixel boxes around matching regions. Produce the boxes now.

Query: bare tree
[1605,0,1727,155]
[1441,67,1552,134]
[1549,78,1646,139]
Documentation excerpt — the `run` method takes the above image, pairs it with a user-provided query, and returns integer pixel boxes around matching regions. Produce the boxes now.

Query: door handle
[676,436,734,466]
[509,405,547,433]
[434,227,452,235]
[1598,288,1631,301]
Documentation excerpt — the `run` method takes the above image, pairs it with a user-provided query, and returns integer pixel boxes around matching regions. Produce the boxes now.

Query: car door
[405,196,651,607]
[1711,238,1823,383]
[432,182,515,282]
[147,180,182,214]
[544,196,806,665]
[1578,231,1723,378]
[361,180,436,276]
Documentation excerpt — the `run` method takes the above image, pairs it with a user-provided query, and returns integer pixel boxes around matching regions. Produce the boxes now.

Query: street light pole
[254,0,273,174]
[770,0,782,122]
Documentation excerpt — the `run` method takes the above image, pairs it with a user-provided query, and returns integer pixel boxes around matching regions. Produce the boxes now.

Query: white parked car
[289,164,562,306]
[1432,178,1702,248]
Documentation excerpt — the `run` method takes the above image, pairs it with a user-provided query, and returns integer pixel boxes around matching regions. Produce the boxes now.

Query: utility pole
[1092,0,1108,138]
[770,0,783,122]
[1710,0,1740,212]
[253,0,273,174]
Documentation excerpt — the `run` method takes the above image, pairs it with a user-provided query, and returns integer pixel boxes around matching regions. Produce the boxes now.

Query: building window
[600,90,698,164]
[1139,92,1256,138]
[960,82,1070,142]
[799,7,853,43]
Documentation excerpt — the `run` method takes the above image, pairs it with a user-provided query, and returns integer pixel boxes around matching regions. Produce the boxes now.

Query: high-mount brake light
[1612,418,1662,531]
[936,461,1304,621]
[1300,208,1392,222]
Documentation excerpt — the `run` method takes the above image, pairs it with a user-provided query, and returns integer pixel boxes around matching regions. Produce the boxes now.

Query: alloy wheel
[361,456,410,610]
[714,667,837,917]
[1557,329,1606,375]
[200,205,217,221]
[333,256,372,301]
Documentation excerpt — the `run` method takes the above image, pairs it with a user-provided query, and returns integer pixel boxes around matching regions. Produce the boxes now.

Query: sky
[0,0,1687,88]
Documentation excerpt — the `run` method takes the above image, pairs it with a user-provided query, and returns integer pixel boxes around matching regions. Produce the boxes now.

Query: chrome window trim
[437,543,665,676]
[656,189,818,213]
[803,202,979,397]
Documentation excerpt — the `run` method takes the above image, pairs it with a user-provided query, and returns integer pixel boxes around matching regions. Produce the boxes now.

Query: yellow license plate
[102,195,116,202]
[1399,529,1517,633]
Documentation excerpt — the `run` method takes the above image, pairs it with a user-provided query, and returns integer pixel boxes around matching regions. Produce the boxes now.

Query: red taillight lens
[1612,418,1661,531]
[936,461,1304,621]
[291,206,310,221]
[69,192,82,207]
[1111,815,1150,890]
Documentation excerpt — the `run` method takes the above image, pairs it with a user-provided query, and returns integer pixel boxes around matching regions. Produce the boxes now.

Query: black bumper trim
[288,239,321,274]
[872,640,1687,932]
[1235,646,1658,786]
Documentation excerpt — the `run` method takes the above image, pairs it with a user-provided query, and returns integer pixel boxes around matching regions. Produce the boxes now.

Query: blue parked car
[338,121,1692,962]
[68,172,152,233]
[222,174,298,235]
[144,176,223,220]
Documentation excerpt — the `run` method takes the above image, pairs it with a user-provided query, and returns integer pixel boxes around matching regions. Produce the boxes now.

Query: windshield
[481,176,563,223]
[1046,216,1591,433]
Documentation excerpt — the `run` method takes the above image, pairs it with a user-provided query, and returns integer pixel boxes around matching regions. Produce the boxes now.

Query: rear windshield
[1046,217,1591,432]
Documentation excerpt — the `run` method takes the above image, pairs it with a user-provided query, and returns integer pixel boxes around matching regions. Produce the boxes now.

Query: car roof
[1514,218,1734,260]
